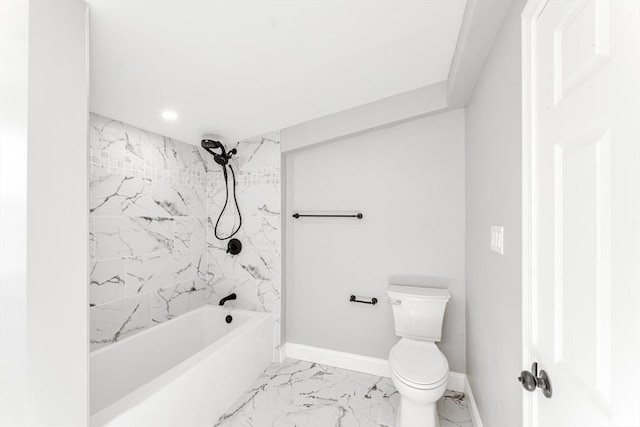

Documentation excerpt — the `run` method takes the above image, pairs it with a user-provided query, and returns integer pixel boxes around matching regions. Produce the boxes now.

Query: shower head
[201,138,223,149]
[201,137,236,166]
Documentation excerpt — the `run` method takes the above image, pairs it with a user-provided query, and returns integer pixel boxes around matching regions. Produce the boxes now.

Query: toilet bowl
[389,339,449,427]
[386,284,451,427]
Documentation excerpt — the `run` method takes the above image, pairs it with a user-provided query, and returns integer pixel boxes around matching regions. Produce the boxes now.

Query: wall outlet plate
[491,225,504,255]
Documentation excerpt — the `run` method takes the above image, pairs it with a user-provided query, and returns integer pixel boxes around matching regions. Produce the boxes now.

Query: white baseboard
[282,343,465,393]
[447,371,465,393]
[464,377,484,427]
[283,343,391,378]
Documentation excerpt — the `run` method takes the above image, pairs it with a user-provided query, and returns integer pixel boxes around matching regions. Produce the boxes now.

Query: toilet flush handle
[387,299,402,305]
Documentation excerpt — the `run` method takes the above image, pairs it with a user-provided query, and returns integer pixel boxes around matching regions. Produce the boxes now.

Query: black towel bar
[293,213,363,219]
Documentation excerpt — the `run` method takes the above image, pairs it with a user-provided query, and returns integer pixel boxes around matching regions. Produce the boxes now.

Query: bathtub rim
[90,305,274,425]
[90,304,258,357]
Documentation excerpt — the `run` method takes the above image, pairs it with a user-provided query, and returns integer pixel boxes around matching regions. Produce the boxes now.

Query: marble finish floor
[215,359,473,427]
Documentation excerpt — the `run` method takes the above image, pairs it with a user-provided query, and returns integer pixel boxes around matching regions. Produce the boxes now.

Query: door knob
[518,362,552,398]
[518,367,537,391]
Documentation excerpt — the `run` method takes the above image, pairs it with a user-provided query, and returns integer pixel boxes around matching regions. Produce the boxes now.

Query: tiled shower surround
[89,113,281,351]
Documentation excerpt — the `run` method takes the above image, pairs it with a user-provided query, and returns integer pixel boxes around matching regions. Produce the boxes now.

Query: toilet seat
[389,339,449,390]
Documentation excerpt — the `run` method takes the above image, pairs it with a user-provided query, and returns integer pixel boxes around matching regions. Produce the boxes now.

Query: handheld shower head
[201,138,229,166]
[200,136,242,241]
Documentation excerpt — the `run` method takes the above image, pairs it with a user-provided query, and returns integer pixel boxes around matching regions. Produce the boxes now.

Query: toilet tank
[387,285,451,342]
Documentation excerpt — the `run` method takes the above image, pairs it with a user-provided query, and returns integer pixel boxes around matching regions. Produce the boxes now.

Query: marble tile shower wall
[206,131,282,355]
[89,113,281,351]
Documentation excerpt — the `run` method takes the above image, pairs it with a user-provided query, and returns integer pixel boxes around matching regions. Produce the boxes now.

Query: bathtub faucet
[219,293,237,306]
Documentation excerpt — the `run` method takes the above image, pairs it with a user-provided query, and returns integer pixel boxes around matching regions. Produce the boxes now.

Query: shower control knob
[226,238,242,255]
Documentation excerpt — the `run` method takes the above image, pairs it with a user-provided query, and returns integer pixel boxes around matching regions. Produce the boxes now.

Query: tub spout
[219,293,237,306]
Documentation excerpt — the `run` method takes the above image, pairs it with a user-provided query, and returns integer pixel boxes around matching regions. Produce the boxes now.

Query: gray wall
[285,110,466,373]
[464,1,525,426]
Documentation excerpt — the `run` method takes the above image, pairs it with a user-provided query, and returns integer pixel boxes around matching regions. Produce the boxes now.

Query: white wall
[26,1,90,424]
[0,1,29,424]
[464,1,525,426]
[285,110,466,372]
[446,0,513,107]
[280,82,449,153]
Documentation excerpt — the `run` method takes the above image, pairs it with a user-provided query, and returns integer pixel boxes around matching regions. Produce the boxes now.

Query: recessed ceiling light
[161,110,178,121]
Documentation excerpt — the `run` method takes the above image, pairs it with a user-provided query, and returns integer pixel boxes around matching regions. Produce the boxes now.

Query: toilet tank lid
[387,285,451,300]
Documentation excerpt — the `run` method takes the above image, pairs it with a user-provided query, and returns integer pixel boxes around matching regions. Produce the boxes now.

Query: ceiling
[88,0,467,145]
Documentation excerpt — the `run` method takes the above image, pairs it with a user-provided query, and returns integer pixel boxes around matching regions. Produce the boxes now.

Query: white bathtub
[90,305,274,427]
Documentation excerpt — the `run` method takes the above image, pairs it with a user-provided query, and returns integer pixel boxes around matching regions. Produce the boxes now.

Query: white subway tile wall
[89,113,281,352]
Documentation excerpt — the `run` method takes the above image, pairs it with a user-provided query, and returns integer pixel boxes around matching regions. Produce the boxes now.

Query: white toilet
[387,284,451,427]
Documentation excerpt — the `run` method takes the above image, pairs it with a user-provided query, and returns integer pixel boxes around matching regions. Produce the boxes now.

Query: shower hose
[213,163,242,240]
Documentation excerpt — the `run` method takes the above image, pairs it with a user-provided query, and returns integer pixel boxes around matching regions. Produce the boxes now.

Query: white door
[524,0,640,426]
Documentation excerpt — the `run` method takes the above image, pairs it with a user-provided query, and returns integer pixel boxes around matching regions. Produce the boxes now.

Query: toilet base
[396,398,439,427]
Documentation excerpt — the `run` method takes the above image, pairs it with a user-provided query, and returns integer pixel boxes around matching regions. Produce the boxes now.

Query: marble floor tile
[378,390,473,427]
[214,359,473,427]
